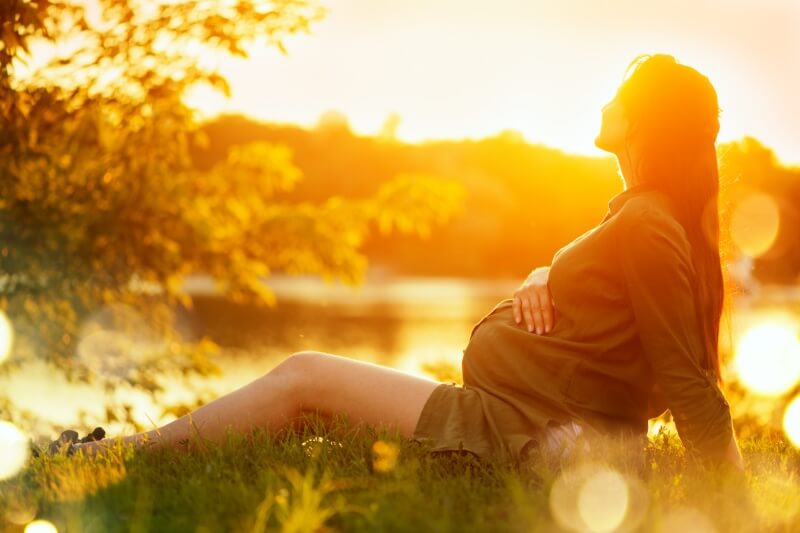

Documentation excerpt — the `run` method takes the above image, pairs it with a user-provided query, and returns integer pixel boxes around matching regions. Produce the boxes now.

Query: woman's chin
[593,135,610,152]
[593,135,618,155]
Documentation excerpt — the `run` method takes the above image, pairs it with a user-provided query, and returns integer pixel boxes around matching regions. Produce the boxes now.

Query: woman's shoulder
[613,192,693,257]
[615,191,686,236]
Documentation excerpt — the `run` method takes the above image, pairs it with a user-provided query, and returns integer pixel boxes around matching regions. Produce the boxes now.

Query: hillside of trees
[196,114,800,283]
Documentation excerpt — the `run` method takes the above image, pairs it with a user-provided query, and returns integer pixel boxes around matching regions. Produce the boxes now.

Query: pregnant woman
[55,53,745,471]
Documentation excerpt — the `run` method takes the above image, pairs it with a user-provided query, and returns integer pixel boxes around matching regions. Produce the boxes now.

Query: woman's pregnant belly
[461,299,584,402]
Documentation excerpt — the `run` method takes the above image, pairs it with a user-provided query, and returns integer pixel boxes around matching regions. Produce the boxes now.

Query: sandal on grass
[43,427,106,457]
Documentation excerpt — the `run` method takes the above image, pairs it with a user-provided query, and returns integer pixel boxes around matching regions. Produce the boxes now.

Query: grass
[1,414,799,533]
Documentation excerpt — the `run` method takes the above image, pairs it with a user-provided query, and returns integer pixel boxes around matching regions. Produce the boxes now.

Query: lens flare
[24,520,58,533]
[729,192,780,258]
[783,395,800,448]
[733,322,800,396]
[578,468,629,532]
[0,311,14,364]
[0,421,30,481]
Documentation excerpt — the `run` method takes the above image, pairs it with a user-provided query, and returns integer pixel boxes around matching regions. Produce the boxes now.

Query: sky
[183,0,796,166]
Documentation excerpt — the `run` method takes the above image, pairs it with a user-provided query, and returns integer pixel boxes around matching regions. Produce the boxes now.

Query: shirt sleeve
[617,206,734,461]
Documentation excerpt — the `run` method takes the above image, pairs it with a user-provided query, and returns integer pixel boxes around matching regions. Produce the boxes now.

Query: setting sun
[181,0,800,166]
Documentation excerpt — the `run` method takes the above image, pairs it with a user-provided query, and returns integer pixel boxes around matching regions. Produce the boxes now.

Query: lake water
[2,276,518,434]
[3,275,797,437]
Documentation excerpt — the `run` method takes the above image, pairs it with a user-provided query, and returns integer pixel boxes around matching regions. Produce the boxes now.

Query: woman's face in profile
[594,95,628,155]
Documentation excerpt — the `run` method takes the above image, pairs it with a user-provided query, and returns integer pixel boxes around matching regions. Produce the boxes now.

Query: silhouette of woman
[59,54,744,471]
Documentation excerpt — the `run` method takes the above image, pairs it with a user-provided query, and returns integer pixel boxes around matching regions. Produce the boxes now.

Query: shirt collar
[602,182,660,222]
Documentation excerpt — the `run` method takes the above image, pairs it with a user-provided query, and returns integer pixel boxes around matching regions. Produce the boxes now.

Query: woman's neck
[617,149,639,189]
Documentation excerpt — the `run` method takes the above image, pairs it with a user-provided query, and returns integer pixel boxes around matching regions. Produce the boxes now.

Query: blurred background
[0,0,798,451]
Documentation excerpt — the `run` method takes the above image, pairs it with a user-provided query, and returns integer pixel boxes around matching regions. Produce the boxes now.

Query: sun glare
[183,82,231,119]
[733,321,800,396]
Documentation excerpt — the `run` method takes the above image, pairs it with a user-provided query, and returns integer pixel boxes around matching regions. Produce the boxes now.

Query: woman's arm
[617,205,737,465]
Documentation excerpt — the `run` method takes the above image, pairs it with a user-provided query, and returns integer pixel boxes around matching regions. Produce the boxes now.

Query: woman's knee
[268,351,328,403]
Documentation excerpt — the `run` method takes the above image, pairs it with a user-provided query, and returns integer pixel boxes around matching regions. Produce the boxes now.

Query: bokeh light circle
[733,322,800,396]
[577,468,629,532]
[550,462,647,532]
[0,421,30,481]
[24,520,58,533]
[0,310,14,364]
[77,303,163,379]
[5,500,37,525]
[729,192,780,257]
[783,395,800,448]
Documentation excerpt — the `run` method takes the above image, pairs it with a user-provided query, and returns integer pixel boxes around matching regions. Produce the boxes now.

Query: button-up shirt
[461,182,735,461]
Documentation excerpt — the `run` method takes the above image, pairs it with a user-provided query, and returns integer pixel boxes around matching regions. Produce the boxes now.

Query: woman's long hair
[615,54,727,383]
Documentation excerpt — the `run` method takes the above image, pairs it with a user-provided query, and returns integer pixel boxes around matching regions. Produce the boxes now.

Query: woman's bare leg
[76,351,442,454]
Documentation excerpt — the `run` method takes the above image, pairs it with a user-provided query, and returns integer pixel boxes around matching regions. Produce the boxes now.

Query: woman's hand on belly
[512,266,556,335]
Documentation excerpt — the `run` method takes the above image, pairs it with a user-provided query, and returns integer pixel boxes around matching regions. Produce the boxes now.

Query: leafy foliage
[0,1,464,429]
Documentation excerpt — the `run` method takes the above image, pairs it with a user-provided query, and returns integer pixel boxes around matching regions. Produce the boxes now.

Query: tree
[0,0,463,430]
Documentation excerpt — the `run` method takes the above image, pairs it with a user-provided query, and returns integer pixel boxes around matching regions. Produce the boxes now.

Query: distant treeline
[194,115,800,284]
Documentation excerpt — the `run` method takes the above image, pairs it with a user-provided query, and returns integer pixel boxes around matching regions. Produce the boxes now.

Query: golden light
[660,507,717,533]
[647,414,675,441]
[0,421,30,481]
[24,520,58,533]
[783,395,800,448]
[733,322,800,396]
[577,468,629,532]
[748,474,800,527]
[0,310,14,364]
[393,346,462,383]
[549,462,647,533]
[729,193,780,257]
